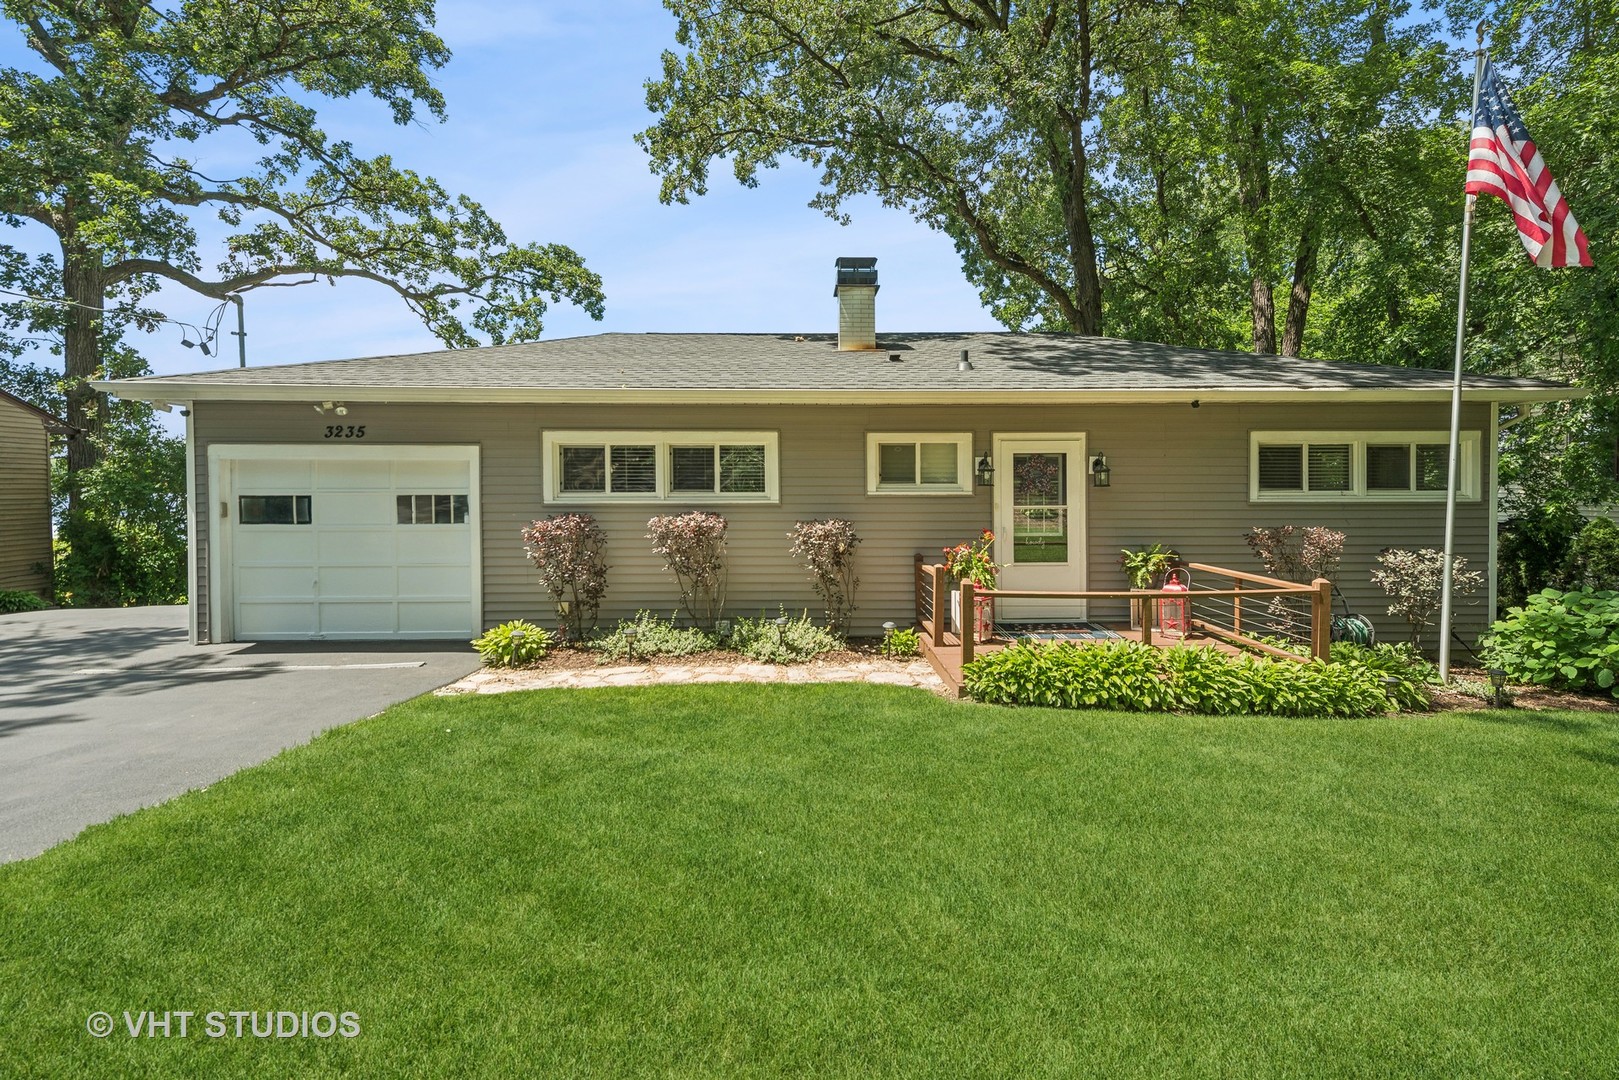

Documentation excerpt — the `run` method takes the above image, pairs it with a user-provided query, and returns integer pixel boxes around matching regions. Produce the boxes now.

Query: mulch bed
[1427,666,1617,713]
[504,640,898,676]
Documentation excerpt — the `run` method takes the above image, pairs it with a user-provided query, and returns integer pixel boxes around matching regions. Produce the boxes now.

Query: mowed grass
[3,685,1618,1078]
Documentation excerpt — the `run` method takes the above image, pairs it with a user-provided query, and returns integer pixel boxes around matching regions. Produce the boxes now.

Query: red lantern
[1158,567,1190,636]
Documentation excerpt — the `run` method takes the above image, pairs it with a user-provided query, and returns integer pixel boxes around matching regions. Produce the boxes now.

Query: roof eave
[90,380,1586,407]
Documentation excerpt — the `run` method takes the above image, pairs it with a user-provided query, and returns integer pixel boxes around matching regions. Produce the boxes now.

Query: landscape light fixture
[1487,667,1509,707]
[623,625,639,660]
[1091,454,1111,487]
[774,614,789,644]
[881,620,897,658]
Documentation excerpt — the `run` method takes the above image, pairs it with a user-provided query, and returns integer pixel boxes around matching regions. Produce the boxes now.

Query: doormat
[993,621,1122,641]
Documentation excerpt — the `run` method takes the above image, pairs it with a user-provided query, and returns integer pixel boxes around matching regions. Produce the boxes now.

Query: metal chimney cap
[833,256,879,296]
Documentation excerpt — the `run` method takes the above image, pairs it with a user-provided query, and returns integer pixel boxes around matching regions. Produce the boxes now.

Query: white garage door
[216,446,479,641]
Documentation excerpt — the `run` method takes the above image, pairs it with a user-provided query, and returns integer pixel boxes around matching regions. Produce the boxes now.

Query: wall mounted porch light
[974,452,994,487]
[1090,454,1112,487]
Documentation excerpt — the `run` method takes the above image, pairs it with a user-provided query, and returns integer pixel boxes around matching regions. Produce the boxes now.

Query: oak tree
[0,0,604,489]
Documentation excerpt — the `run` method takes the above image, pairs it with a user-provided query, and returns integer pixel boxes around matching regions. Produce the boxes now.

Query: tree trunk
[1279,218,1319,358]
[1063,137,1104,336]
[1249,276,1275,354]
[1234,111,1275,354]
[61,241,105,505]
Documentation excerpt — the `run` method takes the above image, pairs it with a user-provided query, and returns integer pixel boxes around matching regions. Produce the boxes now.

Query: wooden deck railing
[914,554,1331,667]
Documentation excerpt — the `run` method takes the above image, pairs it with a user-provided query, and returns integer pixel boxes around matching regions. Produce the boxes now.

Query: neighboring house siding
[191,400,1494,645]
[0,398,54,596]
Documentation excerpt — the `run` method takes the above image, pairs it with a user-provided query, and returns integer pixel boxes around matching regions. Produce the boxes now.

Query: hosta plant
[471,621,552,667]
[1484,588,1619,698]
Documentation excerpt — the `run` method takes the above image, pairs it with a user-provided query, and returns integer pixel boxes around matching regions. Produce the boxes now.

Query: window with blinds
[1252,432,1480,501]
[544,432,778,502]
[866,433,972,493]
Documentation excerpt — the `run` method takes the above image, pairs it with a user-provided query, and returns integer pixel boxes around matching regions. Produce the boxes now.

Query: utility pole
[228,293,246,367]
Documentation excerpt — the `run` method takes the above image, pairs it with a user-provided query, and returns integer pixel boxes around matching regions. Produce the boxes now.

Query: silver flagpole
[1439,23,1489,682]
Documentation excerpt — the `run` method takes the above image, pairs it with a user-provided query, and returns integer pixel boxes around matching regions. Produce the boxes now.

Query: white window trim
[865,432,974,495]
[542,430,779,504]
[1249,430,1482,502]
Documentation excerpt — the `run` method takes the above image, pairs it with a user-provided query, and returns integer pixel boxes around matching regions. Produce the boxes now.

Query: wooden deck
[920,624,1248,698]
[912,553,1332,698]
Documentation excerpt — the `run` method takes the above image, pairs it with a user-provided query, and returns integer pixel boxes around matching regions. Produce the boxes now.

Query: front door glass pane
[1012,452,1068,563]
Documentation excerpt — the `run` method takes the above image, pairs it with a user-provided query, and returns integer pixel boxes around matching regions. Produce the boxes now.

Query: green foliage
[594,611,717,662]
[1497,506,1586,611]
[642,0,1136,332]
[1484,588,1619,699]
[1565,517,1619,591]
[1118,544,1179,589]
[470,621,551,668]
[729,610,842,664]
[50,409,186,607]
[962,641,1392,717]
[881,625,921,659]
[1,0,602,503]
[1329,641,1435,712]
[0,589,48,614]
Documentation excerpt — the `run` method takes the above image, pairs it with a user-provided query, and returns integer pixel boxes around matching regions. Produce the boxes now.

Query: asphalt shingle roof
[105,332,1574,398]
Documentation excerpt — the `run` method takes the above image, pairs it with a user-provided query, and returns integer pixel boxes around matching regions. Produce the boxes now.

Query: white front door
[212,445,480,641]
[992,436,1087,622]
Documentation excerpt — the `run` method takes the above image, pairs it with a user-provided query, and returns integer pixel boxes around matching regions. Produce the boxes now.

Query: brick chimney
[833,257,878,351]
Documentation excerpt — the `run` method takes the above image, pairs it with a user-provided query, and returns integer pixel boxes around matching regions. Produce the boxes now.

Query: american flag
[1465,59,1592,268]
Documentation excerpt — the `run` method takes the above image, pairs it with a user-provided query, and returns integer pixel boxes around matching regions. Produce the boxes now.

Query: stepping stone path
[437,658,947,697]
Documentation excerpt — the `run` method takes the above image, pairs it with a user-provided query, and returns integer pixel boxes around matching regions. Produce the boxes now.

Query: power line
[0,285,223,356]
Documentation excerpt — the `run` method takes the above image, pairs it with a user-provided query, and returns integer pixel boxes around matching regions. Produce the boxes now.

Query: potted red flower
[944,530,1000,642]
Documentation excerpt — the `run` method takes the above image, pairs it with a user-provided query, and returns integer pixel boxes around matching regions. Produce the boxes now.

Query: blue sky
[2,0,1001,386]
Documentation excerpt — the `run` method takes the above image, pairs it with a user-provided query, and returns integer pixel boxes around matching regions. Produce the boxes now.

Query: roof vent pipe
[958,350,973,372]
[833,257,878,351]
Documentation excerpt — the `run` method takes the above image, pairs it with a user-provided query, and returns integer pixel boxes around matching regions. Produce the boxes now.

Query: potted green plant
[944,531,1000,642]
[1120,544,1179,630]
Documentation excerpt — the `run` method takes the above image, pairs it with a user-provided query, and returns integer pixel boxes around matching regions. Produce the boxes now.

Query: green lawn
[3,685,1617,1078]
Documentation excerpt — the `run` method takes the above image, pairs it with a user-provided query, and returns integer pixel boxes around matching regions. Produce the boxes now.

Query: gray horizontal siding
[0,401,53,596]
[192,400,1495,646]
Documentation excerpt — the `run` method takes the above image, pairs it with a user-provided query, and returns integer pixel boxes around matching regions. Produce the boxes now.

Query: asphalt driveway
[0,606,480,863]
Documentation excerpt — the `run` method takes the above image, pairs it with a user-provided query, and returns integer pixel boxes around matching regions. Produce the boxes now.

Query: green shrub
[1564,518,1619,590]
[962,641,1393,717]
[1496,506,1584,610]
[730,610,842,664]
[1484,588,1619,698]
[882,625,922,658]
[1329,641,1435,711]
[0,589,48,614]
[471,620,552,667]
[594,611,718,661]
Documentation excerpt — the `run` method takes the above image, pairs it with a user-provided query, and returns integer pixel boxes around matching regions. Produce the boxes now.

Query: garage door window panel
[239,495,312,524]
[397,494,469,524]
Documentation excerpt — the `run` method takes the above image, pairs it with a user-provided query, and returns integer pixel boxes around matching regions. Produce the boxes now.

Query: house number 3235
[323,425,366,439]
